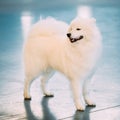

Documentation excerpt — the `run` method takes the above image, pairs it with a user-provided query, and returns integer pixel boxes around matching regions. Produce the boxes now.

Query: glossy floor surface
[0,3,120,120]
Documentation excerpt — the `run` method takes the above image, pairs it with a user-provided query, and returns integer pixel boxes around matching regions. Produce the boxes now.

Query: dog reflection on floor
[24,101,39,120]
[73,106,93,120]
[24,97,93,120]
[24,97,56,120]
[41,97,56,120]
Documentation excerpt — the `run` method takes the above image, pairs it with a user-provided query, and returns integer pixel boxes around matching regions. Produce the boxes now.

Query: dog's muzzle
[67,33,84,43]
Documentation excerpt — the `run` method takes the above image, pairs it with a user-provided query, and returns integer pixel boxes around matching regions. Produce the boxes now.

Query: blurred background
[0,0,120,120]
[0,0,120,11]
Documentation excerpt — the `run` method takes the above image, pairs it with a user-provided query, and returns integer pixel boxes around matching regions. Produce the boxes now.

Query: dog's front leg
[70,80,86,111]
[83,78,96,107]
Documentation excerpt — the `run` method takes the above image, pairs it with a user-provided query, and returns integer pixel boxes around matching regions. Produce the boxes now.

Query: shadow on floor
[24,100,39,120]
[24,96,96,120]
[24,97,56,120]
[41,97,56,120]
[73,106,94,120]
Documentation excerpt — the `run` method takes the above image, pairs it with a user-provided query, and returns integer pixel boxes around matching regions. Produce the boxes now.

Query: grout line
[58,116,73,120]
[91,104,120,113]
[59,104,120,120]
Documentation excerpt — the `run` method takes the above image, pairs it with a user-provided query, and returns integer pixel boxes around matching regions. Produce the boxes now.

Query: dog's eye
[76,28,81,31]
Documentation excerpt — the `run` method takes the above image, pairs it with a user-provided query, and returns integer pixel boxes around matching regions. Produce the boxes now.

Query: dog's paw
[76,103,86,111]
[86,101,96,107]
[44,92,54,97]
[85,96,96,107]
[24,93,31,100]
[24,97,31,100]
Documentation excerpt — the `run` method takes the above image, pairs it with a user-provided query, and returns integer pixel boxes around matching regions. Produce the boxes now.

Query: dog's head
[67,17,96,43]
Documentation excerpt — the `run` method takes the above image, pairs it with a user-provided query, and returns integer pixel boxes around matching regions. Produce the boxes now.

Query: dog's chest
[69,42,101,69]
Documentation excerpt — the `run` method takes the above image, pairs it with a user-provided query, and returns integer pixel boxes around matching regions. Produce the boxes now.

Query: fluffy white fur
[23,17,102,111]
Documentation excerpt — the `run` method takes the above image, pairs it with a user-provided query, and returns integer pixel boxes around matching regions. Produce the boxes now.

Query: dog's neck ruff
[69,36,83,43]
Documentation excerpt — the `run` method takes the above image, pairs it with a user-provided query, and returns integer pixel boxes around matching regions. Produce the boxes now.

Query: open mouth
[69,35,84,43]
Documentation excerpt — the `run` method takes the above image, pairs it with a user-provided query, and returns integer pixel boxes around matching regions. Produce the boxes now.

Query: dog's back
[24,18,69,77]
[28,17,68,37]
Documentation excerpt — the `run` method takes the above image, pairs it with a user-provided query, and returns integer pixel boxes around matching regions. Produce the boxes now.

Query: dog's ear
[91,18,96,22]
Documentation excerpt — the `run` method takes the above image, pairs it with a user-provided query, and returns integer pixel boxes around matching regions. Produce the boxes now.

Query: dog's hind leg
[41,69,55,97]
[24,76,34,100]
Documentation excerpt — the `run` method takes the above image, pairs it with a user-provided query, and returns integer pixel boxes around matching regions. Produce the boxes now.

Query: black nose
[67,33,71,38]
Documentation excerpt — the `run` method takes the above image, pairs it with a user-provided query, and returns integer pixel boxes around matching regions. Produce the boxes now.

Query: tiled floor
[0,3,120,120]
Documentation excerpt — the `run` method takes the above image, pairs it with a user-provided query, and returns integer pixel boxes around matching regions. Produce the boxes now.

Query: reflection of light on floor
[77,6,92,18]
[21,15,33,39]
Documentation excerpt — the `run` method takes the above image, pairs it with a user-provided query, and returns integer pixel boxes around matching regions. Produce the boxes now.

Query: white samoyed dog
[23,17,102,111]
